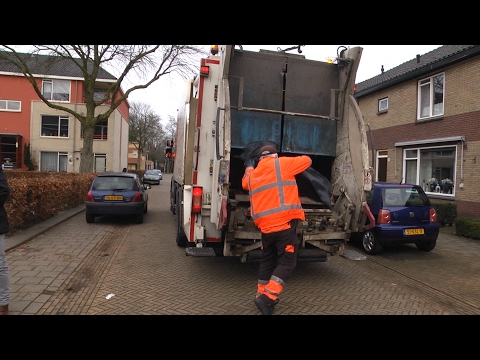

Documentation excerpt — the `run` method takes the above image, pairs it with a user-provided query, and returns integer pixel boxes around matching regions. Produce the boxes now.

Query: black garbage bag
[240,140,279,167]
[241,140,332,209]
[295,167,332,209]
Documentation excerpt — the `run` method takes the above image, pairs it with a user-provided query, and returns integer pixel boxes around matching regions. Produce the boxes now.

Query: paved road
[5,173,480,315]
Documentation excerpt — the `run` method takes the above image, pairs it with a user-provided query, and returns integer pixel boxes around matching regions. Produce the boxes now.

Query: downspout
[73,80,78,172]
[366,123,375,175]
[461,138,464,180]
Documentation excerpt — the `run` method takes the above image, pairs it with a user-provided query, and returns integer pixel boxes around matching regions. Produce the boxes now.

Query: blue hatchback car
[361,182,440,255]
[85,172,149,224]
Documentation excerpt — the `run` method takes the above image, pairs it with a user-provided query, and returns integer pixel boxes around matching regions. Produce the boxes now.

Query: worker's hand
[245,159,255,168]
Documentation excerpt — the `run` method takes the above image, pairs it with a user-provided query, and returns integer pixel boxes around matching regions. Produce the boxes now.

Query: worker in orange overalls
[242,143,312,315]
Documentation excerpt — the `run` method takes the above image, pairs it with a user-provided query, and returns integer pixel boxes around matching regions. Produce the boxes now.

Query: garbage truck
[169,45,371,263]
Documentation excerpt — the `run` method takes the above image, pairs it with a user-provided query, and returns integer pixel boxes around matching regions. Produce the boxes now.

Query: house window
[403,145,456,195]
[42,79,70,101]
[132,150,138,158]
[40,151,68,172]
[94,154,106,172]
[41,115,69,137]
[82,85,111,105]
[81,120,108,140]
[93,88,106,101]
[378,97,388,113]
[418,73,444,120]
[0,99,21,112]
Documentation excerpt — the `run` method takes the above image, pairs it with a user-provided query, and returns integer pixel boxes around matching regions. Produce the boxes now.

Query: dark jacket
[0,168,10,234]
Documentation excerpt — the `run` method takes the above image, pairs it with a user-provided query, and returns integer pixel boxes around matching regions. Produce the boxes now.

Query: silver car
[143,169,162,185]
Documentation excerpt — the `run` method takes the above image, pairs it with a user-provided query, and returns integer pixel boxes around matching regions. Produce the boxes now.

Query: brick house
[354,45,480,219]
[0,51,130,172]
[127,142,152,171]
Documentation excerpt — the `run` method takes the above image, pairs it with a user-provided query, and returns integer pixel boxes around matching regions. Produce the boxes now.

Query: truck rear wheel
[170,179,177,214]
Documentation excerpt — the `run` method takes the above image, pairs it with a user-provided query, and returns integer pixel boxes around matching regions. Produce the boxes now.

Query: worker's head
[259,144,278,160]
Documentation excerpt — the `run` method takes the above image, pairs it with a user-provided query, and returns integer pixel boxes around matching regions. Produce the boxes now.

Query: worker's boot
[0,304,8,315]
[253,295,278,315]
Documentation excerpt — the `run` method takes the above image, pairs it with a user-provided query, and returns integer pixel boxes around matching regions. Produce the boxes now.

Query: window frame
[41,115,69,137]
[94,153,107,172]
[402,144,456,196]
[0,99,21,112]
[378,97,388,113]
[417,72,444,120]
[40,151,68,172]
[42,79,71,102]
[81,119,108,140]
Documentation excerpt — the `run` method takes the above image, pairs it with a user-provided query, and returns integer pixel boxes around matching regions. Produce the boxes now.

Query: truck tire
[416,240,436,252]
[175,195,187,247]
[362,230,383,255]
[170,180,176,214]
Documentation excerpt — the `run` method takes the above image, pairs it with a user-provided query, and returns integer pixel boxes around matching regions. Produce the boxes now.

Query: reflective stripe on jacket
[242,155,311,233]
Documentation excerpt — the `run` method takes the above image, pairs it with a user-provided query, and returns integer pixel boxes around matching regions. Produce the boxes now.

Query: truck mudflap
[243,248,330,263]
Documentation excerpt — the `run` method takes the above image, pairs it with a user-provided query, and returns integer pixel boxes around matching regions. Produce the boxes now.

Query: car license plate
[105,195,123,201]
[405,228,424,235]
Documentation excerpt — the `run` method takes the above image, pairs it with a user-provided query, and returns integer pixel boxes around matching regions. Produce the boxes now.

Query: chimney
[416,54,420,63]
[381,65,384,73]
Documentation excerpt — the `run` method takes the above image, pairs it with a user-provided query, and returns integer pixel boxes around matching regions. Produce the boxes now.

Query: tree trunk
[80,123,95,173]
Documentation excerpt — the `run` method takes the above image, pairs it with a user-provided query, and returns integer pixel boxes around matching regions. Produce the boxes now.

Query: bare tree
[129,101,164,169]
[0,45,207,173]
[164,115,177,141]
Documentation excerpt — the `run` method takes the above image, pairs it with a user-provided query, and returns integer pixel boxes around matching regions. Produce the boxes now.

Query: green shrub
[432,202,457,226]
[455,217,480,240]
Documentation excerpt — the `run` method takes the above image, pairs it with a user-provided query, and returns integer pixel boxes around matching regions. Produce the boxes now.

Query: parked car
[360,182,440,255]
[143,169,162,185]
[85,172,149,224]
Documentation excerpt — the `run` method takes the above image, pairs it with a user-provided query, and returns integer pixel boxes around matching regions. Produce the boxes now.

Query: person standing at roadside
[242,142,311,315]
[0,166,11,315]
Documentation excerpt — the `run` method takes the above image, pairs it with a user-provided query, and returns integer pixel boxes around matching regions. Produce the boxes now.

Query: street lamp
[145,150,149,170]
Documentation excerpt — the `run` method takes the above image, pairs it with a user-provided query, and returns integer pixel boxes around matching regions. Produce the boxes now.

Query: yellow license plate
[105,195,123,201]
[405,228,424,235]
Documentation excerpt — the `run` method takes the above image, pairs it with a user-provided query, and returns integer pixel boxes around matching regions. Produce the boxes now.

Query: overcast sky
[127,45,443,124]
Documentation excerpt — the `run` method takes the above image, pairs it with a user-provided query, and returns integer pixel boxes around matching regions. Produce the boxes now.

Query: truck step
[246,249,329,263]
[185,247,216,257]
[297,249,329,262]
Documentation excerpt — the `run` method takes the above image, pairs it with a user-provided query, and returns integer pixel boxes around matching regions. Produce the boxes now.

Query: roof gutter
[395,135,465,147]
[355,46,480,98]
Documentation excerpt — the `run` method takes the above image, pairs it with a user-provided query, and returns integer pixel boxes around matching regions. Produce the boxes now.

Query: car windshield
[92,177,135,191]
[145,170,161,175]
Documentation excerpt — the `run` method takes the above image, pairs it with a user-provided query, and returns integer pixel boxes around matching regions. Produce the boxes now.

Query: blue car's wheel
[416,240,436,251]
[86,212,95,224]
[362,230,383,255]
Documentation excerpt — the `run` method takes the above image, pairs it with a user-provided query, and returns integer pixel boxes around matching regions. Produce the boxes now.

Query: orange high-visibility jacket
[242,155,312,234]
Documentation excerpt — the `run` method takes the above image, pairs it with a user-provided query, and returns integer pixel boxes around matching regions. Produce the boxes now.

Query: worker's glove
[245,159,256,168]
